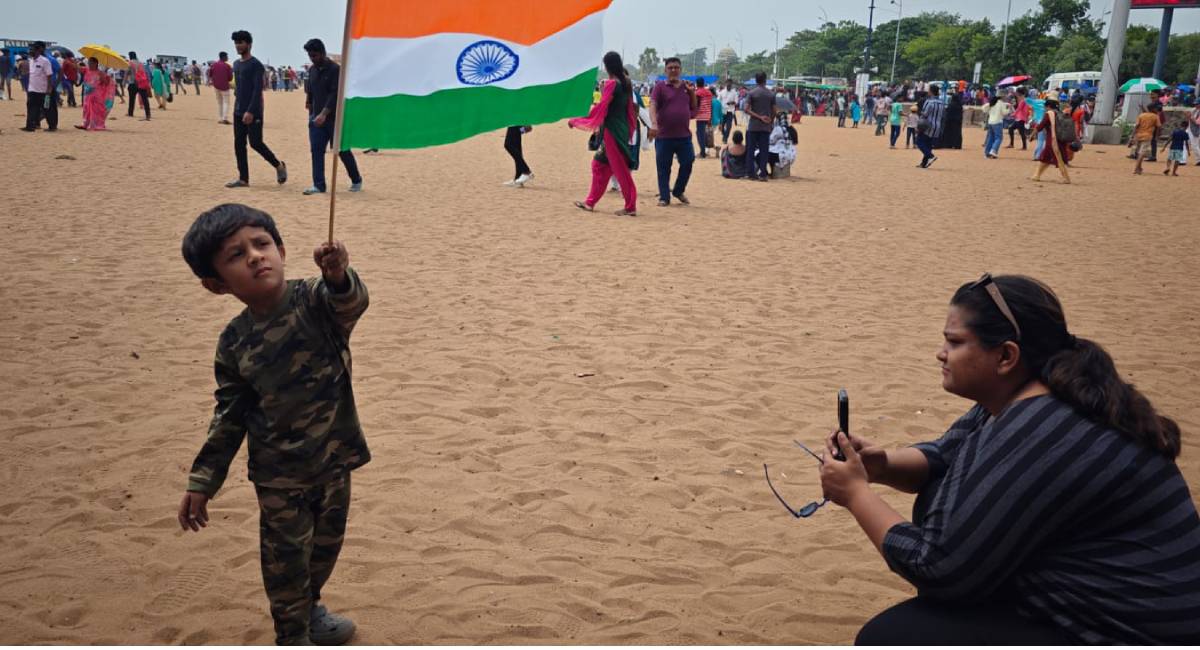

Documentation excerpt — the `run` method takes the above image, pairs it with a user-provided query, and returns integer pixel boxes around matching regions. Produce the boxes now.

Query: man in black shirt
[302,38,362,195]
[226,30,287,189]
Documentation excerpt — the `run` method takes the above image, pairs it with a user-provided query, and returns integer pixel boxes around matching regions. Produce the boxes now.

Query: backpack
[1055,111,1076,142]
[132,62,150,90]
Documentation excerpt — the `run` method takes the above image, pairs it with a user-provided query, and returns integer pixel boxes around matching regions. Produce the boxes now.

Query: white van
[1043,72,1102,97]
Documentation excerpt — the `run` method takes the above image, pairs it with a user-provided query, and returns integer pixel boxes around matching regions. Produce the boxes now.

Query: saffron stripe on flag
[350,0,611,45]
[340,68,596,150]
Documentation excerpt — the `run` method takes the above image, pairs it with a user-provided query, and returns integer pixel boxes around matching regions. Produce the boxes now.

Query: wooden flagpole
[328,0,357,243]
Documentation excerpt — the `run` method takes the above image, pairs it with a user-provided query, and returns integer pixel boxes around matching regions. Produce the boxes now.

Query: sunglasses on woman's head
[969,273,1022,342]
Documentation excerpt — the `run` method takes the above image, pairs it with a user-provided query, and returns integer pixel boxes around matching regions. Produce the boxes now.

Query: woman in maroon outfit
[1030,99,1071,184]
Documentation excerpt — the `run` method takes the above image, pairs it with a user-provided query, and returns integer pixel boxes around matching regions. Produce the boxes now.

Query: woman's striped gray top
[882,394,1200,644]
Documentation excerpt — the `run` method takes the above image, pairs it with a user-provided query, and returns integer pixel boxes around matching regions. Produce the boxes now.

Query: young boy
[177,203,370,645]
[905,105,919,149]
[1132,104,1161,175]
[1162,124,1189,176]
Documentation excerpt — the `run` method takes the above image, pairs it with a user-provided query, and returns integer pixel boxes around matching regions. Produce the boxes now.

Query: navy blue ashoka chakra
[456,40,520,86]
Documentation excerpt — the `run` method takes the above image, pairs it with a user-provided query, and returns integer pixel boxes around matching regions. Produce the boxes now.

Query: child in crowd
[850,96,862,128]
[905,105,919,148]
[1132,104,1161,175]
[177,203,370,645]
[1162,124,1189,176]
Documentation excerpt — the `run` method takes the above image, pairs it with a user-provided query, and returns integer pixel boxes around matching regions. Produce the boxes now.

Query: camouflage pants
[255,472,351,645]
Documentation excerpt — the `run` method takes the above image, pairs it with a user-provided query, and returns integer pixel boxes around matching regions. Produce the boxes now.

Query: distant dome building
[717,47,739,66]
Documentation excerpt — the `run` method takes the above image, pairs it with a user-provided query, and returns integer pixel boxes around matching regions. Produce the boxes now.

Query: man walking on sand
[226,30,287,188]
[649,57,698,207]
[210,51,233,124]
[916,84,945,169]
[20,42,55,132]
[301,38,362,195]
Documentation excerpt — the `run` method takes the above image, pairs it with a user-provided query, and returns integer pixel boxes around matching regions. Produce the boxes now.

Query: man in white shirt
[21,41,55,132]
[718,82,739,144]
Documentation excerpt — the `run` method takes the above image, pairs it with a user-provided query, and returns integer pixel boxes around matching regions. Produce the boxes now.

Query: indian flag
[340,0,612,149]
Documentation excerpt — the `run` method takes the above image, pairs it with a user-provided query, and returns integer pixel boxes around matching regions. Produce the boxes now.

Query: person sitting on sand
[720,130,748,179]
[816,274,1200,644]
[177,203,370,645]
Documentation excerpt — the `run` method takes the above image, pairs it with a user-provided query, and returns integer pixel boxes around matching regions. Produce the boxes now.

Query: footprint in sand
[145,566,213,615]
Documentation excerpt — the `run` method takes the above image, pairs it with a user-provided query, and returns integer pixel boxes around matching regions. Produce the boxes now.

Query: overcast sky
[4,0,1196,67]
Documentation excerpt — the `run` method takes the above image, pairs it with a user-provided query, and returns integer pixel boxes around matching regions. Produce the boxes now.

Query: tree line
[635,0,1200,85]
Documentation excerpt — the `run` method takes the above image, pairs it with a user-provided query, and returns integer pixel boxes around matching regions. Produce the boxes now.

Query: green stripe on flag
[341,68,598,149]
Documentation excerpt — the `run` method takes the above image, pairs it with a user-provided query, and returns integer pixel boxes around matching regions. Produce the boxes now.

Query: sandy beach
[1,87,1198,644]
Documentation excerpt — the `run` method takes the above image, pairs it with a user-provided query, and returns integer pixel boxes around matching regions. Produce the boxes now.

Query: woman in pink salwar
[568,52,639,216]
[76,57,115,131]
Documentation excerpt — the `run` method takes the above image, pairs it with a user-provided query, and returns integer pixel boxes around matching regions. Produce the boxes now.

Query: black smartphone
[834,389,850,461]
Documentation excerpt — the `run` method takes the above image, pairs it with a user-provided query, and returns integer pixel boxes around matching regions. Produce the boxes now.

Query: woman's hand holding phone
[828,430,889,484]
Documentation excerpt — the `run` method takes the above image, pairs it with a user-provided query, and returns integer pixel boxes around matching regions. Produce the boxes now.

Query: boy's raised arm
[187,348,252,499]
[312,241,369,337]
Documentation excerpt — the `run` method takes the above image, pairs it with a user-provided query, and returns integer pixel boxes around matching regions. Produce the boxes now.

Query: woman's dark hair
[182,203,283,279]
[951,275,1181,458]
[732,130,744,144]
[602,51,630,95]
[989,95,1000,107]
[88,57,99,66]
[1045,98,1060,110]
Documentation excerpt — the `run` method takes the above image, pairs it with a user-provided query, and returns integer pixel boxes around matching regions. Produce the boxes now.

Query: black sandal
[574,201,593,212]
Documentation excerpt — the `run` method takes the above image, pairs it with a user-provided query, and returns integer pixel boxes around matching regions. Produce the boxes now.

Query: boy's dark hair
[219,51,228,60]
[755,71,767,85]
[664,57,681,66]
[232,30,253,44]
[182,203,283,279]
[128,51,137,60]
[304,38,326,54]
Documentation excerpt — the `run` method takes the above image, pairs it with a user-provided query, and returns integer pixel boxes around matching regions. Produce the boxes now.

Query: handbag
[587,131,600,151]
[705,125,715,148]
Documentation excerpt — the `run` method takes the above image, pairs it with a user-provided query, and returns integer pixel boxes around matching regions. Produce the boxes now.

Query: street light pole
[1001,0,1012,59]
[771,20,780,80]
[890,0,903,85]
[709,35,717,78]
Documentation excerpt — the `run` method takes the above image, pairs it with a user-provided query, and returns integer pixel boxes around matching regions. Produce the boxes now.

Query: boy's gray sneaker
[348,181,362,192]
[310,604,355,645]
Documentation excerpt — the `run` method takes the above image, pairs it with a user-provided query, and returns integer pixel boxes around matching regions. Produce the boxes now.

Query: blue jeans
[746,130,771,179]
[309,121,361,191]
[984,123,1003,156]
[916,132,935,165]
[890,124,901,147]
[1034,131,1046,159]
[654,136,694,202]
[695,120,709,157]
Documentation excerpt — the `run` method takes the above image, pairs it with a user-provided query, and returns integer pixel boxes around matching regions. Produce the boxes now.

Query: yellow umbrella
[78,44,128,70]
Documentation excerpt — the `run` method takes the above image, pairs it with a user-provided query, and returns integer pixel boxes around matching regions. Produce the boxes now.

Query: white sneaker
[513,173,532,187]
[503,179,518,187]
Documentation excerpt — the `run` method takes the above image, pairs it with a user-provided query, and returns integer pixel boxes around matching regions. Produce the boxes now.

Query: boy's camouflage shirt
[187,268,371,498]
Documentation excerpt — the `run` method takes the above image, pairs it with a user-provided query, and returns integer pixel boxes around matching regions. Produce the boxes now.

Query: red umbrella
[997,75,1031,87]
